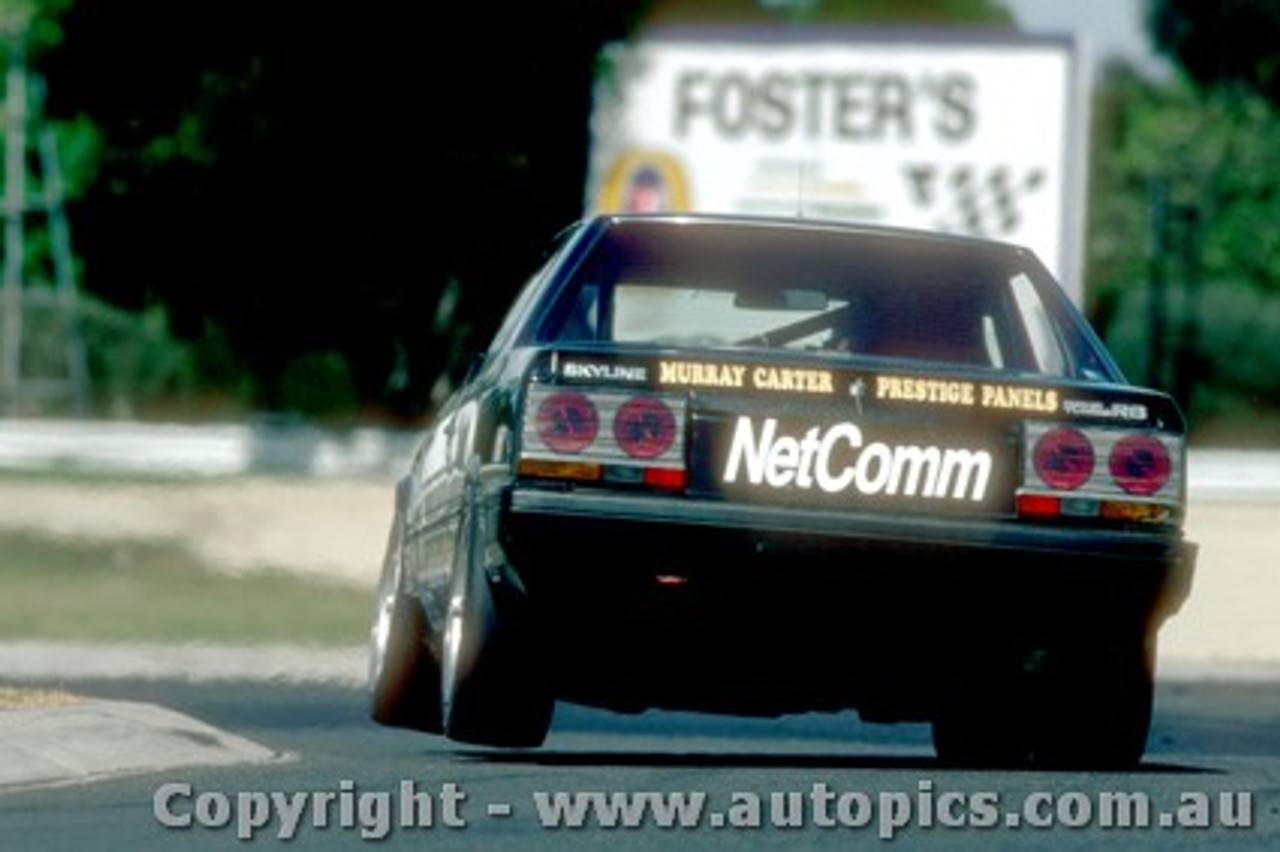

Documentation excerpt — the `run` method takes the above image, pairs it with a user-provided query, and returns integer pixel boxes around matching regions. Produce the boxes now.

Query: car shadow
[459,750,1219,775]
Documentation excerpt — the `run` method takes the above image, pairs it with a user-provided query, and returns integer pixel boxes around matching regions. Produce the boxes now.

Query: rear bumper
[507,487,1193,570]
[499,487,1196,717]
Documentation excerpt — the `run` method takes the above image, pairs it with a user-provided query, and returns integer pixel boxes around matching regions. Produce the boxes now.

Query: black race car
[367,213,1196,768]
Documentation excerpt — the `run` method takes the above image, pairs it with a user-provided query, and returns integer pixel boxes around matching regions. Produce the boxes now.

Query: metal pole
[0,36,24,414]
[38,95,91,415]
[1147,178,1168,390]
[1174,206,1201,414]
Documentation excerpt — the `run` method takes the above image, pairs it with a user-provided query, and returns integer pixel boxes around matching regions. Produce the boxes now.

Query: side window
[1009,272,1068,376]
[488,273,544,355]
[488,234,577,355]
[558,283,601,342]
[981,315,1006,370]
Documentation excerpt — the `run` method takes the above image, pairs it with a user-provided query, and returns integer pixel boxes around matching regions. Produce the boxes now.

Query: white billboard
[585,29,1089,301]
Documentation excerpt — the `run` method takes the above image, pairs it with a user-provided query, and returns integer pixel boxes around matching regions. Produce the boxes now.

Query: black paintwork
[387,213,1196,721]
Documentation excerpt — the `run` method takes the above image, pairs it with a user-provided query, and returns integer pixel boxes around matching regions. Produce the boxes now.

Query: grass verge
[0,532,371,645]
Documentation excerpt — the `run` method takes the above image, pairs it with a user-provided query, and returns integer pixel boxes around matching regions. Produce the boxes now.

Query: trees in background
[39,0,646,421]
[16,0,1280,440]
[1149,0,1280,108]
[28,0,1007,421]
[1086,0,1280,442]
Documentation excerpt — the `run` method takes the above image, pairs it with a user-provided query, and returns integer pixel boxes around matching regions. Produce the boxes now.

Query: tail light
[520,385,687,491]
[1032,427,1094,491]
[1019,423,1181,526]
[535,391,599,454]
[613,396,677,460]
[1109,435,1171,496]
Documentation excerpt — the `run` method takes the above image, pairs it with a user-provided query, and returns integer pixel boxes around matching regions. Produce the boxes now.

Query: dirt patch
[0,477,391,587]
[0,476,1276,664]
[0,687,83,710]
[1162,500,1280,665]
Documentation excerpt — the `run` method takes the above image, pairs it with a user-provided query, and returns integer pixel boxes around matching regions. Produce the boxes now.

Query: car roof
[586,211,1033,257]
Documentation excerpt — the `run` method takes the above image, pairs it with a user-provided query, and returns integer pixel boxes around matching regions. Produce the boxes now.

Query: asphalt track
[0,677,1278,851]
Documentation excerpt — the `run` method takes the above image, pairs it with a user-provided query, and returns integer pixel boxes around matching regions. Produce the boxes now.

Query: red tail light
[643,467,687,490]
[1016,493,1062,518]
[1109,435,1171,496]
[613,396,677,460]
[1020,422,1183,527]
[535,391,599,454]
[522,384,688,491]
[1032,427,1094,491]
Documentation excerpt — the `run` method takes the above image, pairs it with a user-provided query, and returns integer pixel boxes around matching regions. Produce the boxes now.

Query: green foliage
[0,0,73,52]
[187,319,257,407]
[1192,282,1280,399]
[1149,0,1280,109]
[278,350,360,423]
[49,111,100,197]
[0,530,368,644]
[1089,66,1280,442]
[642,0,1014,26]
[76,294,196,415]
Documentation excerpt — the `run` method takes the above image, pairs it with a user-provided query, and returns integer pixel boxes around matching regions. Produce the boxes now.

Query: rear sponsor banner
[546,353,1169,431]
[718,415,1000,507]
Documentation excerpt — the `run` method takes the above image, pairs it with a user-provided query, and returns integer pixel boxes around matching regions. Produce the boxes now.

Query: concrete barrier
[1184,448,1280,501]
[0,418,420,480]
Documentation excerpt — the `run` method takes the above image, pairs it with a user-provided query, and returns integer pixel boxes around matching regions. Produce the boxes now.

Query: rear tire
[1032,634,1155,770]
[439,484,552,748]
[368,508,442,732]
[931,675,1036,769]
[932,633,1155,770]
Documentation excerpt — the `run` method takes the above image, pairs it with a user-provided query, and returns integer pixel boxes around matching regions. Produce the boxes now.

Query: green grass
[0,532,372,645]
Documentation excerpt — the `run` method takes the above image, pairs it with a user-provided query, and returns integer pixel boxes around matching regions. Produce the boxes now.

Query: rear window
[612,285,848,349]
[538,221,1114,380]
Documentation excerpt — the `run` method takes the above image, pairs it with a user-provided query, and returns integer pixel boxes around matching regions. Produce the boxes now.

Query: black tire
[932,633,1155,771]
[439,482,553,748]
[932,676,1037,769]
[368,508,442,732]
[1030,634,1155,770]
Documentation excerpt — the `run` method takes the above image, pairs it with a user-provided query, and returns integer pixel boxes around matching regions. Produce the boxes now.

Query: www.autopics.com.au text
[152,778,1256,841]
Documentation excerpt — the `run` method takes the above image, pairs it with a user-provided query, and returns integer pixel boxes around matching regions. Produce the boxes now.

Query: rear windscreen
[539,221,1117,381]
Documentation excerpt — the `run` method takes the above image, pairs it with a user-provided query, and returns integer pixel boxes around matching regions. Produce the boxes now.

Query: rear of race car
[479,215,1197,766]
[500,350,1194,753]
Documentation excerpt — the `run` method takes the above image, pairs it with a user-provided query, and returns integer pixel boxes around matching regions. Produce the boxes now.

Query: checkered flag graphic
[907,164,1046,238]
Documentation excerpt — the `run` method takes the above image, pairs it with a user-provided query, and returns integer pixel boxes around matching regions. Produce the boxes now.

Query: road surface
[0,677,1277,850]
